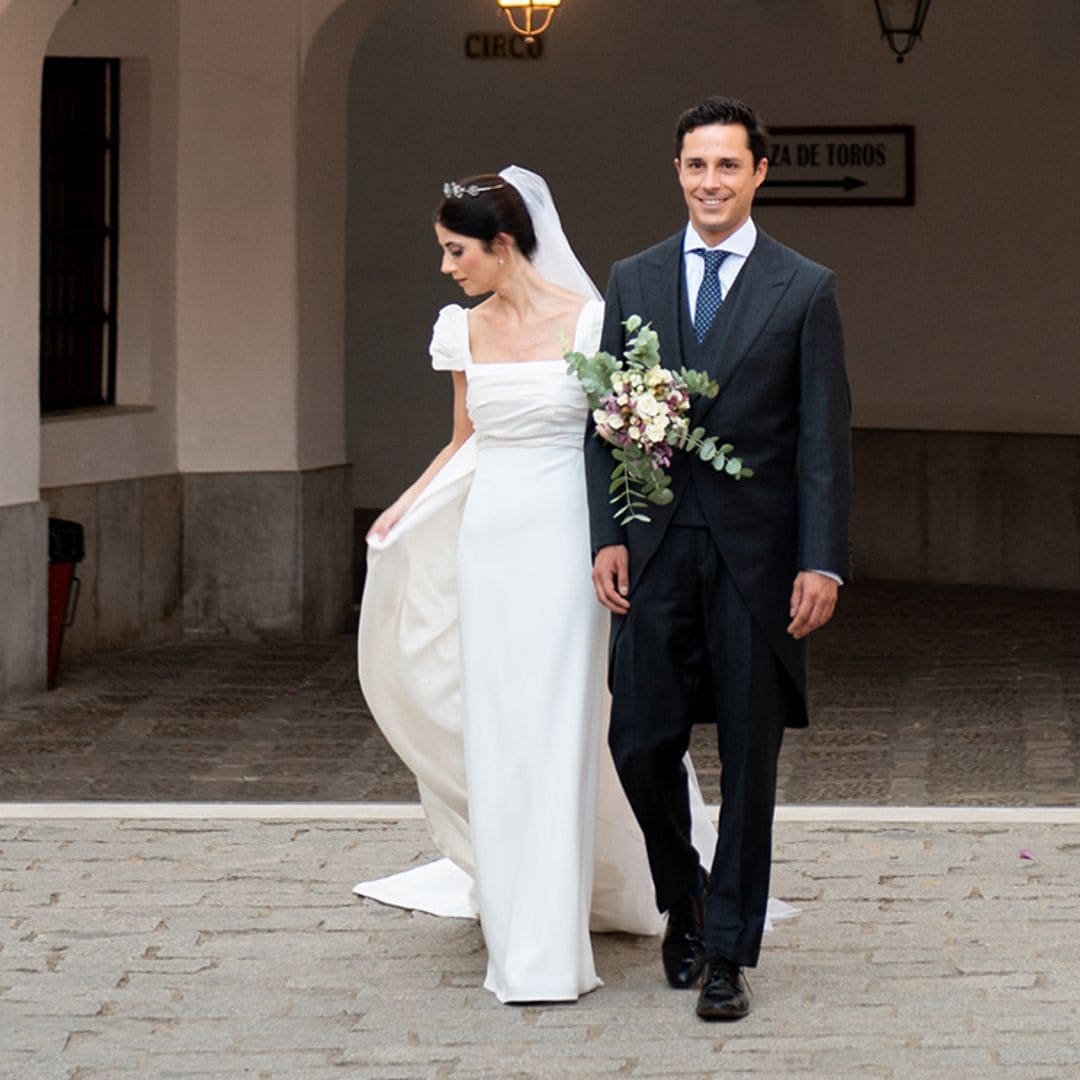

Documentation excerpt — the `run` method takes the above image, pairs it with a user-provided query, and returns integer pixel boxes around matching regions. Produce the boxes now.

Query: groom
[587,96,851,1021]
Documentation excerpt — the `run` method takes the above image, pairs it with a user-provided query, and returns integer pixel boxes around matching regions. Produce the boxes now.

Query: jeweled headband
[442,180,506,199]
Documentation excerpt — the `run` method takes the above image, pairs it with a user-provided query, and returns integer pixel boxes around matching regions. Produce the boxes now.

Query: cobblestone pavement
[1,582,1077,806]
[2,581,1079,1077]
[2,814,1079,1079]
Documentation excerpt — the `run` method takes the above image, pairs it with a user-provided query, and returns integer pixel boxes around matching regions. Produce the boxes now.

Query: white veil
[499,165,602,301]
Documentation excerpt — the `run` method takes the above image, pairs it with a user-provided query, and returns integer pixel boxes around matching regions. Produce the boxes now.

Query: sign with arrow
[757,126,914,206]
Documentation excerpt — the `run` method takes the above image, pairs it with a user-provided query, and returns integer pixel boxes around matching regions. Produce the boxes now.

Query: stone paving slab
[2,583,1078,806]
[3,815,1080,1078]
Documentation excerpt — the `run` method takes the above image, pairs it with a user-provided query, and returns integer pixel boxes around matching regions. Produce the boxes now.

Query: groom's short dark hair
[675,96,769,165]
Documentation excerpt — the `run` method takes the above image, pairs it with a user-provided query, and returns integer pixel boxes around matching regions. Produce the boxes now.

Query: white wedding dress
[354,299,793,1003]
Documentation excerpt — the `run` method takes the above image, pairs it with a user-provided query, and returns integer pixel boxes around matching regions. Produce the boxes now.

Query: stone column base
[182,464,353,640]
[43,474,183,661]
[0,501,48,697]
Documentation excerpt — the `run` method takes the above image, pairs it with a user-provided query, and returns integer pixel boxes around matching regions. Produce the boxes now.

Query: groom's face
[675,123,768,244]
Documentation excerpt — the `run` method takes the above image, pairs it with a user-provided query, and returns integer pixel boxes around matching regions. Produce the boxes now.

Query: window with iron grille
[40,57,120,412]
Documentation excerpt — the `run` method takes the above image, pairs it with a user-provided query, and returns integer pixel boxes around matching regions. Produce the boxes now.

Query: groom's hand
[787,571,838,639]
[593,545,631,614]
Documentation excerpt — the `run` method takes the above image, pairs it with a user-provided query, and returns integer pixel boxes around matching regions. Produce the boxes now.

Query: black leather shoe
[696,958,750,1020]
[661,892,706,989]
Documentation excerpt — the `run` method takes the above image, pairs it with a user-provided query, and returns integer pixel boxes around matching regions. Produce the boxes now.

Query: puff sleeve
[574,298,605,355]
[429,304,468,372]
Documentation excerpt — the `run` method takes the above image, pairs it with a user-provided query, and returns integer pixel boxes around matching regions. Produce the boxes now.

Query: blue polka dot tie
[693,248,729,343]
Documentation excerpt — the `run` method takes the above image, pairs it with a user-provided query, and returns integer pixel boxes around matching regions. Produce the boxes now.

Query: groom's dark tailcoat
[586,227,851,967]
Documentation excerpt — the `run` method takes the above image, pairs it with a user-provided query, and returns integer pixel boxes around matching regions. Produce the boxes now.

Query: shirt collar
[682,217,757,257]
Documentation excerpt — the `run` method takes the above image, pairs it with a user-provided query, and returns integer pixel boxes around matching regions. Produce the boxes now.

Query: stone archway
[162,0,394,643]
[296,0,391,475]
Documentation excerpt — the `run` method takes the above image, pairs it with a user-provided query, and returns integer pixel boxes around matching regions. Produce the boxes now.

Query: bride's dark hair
[436,174,538,259]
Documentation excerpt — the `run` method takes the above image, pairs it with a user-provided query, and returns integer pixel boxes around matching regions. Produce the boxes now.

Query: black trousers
[608,526,788,968]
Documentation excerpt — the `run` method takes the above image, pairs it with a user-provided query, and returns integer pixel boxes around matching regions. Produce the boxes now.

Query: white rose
[636,393,661,419]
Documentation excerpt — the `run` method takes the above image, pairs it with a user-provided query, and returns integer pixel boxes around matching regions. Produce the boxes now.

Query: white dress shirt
[682,217,757,322]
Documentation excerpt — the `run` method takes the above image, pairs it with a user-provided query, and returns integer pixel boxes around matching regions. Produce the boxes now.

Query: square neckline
[465,299,600,368]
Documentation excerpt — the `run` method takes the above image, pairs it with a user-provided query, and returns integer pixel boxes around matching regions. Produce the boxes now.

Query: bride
[354,167,719,1004]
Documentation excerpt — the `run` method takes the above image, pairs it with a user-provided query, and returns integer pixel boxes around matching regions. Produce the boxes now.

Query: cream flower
[636,393,662,419]
[645,419,669,443]
[645,365,673,389]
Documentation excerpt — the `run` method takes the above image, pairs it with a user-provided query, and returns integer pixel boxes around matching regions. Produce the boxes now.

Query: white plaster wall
[0,0,70,507]
[174,0,378,476]
[39,0,367,484]
[345,0,1080,507]
[173,0,378,474]
[40,0,180,489]
[175,0,304,473]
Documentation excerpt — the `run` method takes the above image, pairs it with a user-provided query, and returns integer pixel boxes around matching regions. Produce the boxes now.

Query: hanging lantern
[498,0,562,42]
[874,0,933,63]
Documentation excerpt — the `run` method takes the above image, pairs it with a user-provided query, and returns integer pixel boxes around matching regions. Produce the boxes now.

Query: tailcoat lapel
[696,233,794,419]
[637,234,684,354]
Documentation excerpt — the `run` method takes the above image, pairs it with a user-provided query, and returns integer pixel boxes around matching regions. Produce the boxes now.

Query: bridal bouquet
[566,315,752,525]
